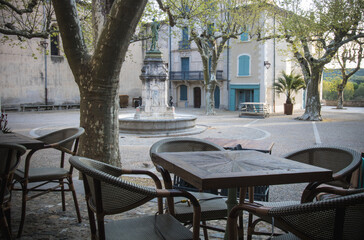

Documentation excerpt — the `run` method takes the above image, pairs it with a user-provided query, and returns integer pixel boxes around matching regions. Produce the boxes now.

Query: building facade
[1,17,305,113]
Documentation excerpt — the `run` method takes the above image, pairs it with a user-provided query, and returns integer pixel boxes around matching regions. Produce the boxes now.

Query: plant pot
[284,103,293,115]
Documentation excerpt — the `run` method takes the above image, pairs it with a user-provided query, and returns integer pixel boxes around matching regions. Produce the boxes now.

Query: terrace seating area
[1,108,364,239]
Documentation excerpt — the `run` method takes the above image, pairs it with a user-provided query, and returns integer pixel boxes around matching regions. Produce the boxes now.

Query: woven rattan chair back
[0,143,26,239]
[69,156,202,240]
[150,137,227,239]
[150,137,225,154]
[13,127,84,238]
[70,156,156,215]
[284,145,361,188]
[36,127,84,152]
[269,191,364,240]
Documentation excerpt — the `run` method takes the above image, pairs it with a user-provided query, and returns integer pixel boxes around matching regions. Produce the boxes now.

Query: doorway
[238,89,253,109]
[194,87,201,108]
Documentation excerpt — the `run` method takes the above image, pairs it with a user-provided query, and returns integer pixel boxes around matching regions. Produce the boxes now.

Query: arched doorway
[193,87,201,108]
[214,86,220,109]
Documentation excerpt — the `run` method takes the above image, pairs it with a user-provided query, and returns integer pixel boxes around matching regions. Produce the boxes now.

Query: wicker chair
[228,187,364,240]
[150,137,228,239]
[12,127,84,237]
[284,145,362,202]
[0,143,26,239]
[247,145,362,239]
[69,156,201,240]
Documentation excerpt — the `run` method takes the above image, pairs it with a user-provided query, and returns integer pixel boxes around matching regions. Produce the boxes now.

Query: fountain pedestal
[119,51,203,137]
[135,51,175,119]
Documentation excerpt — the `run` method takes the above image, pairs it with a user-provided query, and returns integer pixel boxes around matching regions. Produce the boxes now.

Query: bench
[20,104,80,111]
[239,102,269,118]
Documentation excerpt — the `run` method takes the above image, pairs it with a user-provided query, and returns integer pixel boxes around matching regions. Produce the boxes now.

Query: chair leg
[60,179,66,211]
[17,186,27,238]
[86,201,97,240]
[4,206,12,236]
[96,213,105,240]
[202,221,209,240]
[68,177,81,223]
[1,209,12,240]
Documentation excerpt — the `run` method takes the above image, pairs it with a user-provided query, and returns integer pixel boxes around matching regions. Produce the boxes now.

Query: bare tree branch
[0,0,38,15]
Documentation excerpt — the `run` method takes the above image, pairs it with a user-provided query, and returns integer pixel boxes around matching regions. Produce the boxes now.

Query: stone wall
[324,100,364,107]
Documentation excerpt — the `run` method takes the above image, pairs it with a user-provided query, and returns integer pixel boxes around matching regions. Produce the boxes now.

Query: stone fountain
[119,26,204,136]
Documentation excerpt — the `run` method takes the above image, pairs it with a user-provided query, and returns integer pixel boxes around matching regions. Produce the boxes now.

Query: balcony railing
[170,70,223,81]
[178,40,191,50]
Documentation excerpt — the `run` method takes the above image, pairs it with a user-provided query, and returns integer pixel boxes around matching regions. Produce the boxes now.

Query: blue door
[181,57,189,80]
[214,86,220,108]
[238,90,253,109]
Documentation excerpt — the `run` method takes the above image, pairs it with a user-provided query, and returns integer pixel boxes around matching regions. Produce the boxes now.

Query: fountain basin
[119,114,201,136]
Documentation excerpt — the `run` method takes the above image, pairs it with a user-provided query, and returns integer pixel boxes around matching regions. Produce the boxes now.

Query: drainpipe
[272,14,276,113]
[43,5,48,105]
[169,25,172,97]
[227,39,230,110]
[44,47,48,105]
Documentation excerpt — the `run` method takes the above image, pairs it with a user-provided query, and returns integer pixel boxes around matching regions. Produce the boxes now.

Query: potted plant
[274,71,306,115]
[0,111,11,133]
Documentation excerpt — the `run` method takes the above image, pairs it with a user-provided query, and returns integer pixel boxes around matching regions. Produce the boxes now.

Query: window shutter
[240,32,249,42]
[180,85,187,100]
[238,55,250,76]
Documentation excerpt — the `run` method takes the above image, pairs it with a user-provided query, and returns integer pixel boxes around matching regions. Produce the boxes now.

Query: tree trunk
[52,0,147,166]
[337,84,344,109]
[297,67,322,121]
[78,74,121,166]
[205,72,216,115]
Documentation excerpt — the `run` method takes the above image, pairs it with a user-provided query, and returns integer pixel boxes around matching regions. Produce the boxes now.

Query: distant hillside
[323,68,364,83]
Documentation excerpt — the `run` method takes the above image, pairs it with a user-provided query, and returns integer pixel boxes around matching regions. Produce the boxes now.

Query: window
[50,26,60,56]
[180,85,187,100]
[240,26,250,42]
[238,55,250,76]
[240,32,249,42]
[182,27,188,41]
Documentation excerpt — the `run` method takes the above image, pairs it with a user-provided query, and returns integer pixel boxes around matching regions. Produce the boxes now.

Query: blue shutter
[240,32,249,42]
[180,85,187,100]
[238,55,250,76]
[182,27,188,41]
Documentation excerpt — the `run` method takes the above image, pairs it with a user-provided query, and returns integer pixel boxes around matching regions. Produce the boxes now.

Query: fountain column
[135,50,175,119]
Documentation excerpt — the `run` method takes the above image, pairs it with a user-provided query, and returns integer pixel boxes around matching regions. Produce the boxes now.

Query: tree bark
[337,83,345,109]
[52,0,147,166]
[205,72,217,115]
[297,66,322,121]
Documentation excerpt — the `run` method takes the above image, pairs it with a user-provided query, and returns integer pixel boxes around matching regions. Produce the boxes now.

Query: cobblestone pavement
[4,106,364,239]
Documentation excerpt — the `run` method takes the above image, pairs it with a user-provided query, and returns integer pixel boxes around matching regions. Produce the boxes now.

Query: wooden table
[0,132,44,149]
[204,137,274,154]
[152,150,333,239]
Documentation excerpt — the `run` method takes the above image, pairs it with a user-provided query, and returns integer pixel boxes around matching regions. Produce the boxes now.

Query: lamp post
[40,40,48,105]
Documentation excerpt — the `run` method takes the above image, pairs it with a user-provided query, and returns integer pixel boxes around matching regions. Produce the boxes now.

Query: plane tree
[269,0,364,120]
[333,40,363,109]
[0,0,148,166]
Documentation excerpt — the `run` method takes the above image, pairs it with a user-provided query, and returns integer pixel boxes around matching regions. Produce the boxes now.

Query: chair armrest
[121,169,164,213]
[121,169,162,189]
[157,189,201,240]
[312,185,364,200]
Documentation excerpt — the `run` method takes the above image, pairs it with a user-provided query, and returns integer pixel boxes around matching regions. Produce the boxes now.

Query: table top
[0,132,44,149]
[152,150,333,190]
[204,137,274,153]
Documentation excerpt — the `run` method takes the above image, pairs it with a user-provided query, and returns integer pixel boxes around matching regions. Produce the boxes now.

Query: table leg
[224,188,238,240]
[224,187,249,240]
